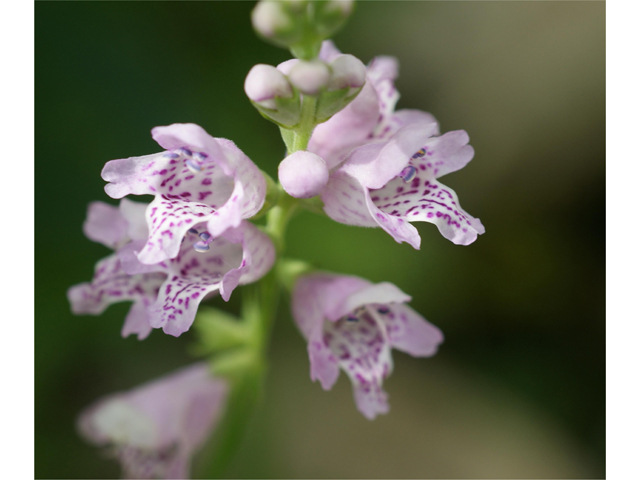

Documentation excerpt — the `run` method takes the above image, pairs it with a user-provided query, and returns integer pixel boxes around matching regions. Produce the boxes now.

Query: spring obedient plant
[68,1,484,478]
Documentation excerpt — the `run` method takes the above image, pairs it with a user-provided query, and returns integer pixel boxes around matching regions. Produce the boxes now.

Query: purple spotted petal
[322,311,394,420]
[370,177,483,246]
[67,254,166,339]
[78,363,227,479]
[292,273,440,420]
[83,202,128,249]
[149,221,275,337]
[292,273,371,337]
[353,382,390,420]
[102,124,266,264]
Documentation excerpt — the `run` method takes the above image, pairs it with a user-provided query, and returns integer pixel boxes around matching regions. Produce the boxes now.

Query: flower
[78,363,227,479]
[302,42,484,248]
[101,123,266,265]
[321,125,485,248]
[292,273,443,420]
[68,199,276,338]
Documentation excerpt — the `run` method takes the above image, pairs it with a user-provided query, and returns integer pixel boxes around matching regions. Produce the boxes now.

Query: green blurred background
[35,1,605,478]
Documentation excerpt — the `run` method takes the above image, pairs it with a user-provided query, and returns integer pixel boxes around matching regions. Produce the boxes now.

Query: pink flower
[321,125,485,248]
[306,43,483,248]
[292,273,443,419]
[102,123,266,265]
[78,363,227,479]
[68,199,275,338]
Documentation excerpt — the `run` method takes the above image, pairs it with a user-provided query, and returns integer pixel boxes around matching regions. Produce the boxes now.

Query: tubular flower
[292,273,443,420]
[67,200,166,340]
[321,125,485,248]
[307,41,439,169]
[101,123,266,265]
[78,363,227,479]
[68,200,276,338]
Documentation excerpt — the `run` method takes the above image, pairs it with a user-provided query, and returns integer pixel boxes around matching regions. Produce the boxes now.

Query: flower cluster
[69,2,484,477]
[69,124,276,338]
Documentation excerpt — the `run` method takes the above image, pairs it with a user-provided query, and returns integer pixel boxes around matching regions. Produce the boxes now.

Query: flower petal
[149,242,240,337]
[67,254,165,316]
[292,273,372,338]
[148,222,274,336]
[307,329,341,391]
[308,80,380,169]
[151,123,225,158]
[341,122,439,189]
[206,138,267,236]
[121,299,153,341]
[392,108,440,135]
[383,304,444,357]
[82,202,128,249]
[353,381,390,420]
[326,282,411,321]
[371,177,483,246]
[118,198,150,242]
[137,196,222,265]
[415,130,475,179]
[324,312,393,420]
[318,40,342,62]
[321,170,379,227]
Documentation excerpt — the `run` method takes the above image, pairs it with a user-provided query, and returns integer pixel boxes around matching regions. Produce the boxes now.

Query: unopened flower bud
[245,64,293,109]
[313,0,355,38]
[315,54,366,122]
[279,151,329,198]
[327,54,366,92]
[245,64,301,127]
[288,60,330,95]
[251,1,307,48]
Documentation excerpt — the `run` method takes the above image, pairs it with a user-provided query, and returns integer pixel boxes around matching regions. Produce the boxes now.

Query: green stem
[280,95,318,155]
[203,192,298,478]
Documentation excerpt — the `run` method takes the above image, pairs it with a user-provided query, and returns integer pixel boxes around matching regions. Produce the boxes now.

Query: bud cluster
[251,0,355,60]
[244,53,366,128]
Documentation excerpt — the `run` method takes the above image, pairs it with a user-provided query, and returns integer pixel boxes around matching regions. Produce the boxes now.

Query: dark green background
[36,1,605,478]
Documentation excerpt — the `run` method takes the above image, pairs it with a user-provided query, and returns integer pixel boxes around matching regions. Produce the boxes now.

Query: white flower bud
[327,54,366,92]
[279,151,329,199]
[288,60,331,95]
[244,64,293,109]
[251,1,291,38]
